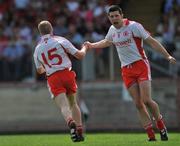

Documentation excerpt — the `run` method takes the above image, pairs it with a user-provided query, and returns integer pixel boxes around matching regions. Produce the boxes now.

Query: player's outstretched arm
[145,36,176,64]
[84,39,112,49]
[74,45,88,60]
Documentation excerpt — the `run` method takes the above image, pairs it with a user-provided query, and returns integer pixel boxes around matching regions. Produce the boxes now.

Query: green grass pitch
[0,133,179,146]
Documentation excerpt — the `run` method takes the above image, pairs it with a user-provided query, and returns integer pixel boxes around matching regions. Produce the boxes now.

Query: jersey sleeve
[105,26,113,41]
[61,39,78,55]
[132,22,150,40]
[33,47,42,69]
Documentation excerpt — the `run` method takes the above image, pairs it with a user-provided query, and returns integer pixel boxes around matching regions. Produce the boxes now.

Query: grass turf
[0,133,179,146]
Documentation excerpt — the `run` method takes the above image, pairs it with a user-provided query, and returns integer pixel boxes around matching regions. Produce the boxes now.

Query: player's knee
[135,101,144,110]
[143,99,153,106]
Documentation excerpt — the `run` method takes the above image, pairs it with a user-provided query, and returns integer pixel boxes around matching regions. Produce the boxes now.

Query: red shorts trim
[121,59,151,88]
[47,69,77,98]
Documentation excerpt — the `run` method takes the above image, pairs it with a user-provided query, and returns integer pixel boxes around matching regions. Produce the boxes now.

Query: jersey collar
[113,18,130,31]
[123,18,130,26]
[41,34,52,39]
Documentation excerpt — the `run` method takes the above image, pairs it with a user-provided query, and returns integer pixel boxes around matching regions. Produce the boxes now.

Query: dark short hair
[108,5,123,15]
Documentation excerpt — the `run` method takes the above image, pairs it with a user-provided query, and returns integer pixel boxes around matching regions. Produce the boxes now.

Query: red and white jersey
[33,34,78,76]
[105,19,150,67]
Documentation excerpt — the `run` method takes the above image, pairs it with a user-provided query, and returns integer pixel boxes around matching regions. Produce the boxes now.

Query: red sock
[77,125,83,136]
[66,117,74,127]
[156,117,166,130]
[144,123,156,139]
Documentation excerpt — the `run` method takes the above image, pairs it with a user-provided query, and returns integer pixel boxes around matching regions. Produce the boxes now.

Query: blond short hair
[38,20,53,35]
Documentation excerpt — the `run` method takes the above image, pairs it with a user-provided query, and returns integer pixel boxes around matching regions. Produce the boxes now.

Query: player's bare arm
[37,66,46,74]
[145,36,176,64]
[84,39,112,49]
[74,45,88,60]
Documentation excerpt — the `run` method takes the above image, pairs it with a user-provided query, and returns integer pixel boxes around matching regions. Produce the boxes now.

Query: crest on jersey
[112,33,116,38]
[123,31,129,36]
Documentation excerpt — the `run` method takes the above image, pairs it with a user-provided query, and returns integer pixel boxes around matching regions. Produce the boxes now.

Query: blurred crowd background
[0,0,179,82]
